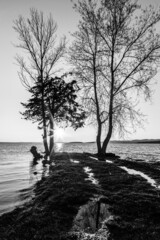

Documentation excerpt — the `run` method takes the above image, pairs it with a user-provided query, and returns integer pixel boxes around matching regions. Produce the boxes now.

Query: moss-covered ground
[0,152,160,240]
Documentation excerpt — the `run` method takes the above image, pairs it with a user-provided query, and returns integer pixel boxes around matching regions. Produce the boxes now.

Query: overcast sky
[0,0,160,142]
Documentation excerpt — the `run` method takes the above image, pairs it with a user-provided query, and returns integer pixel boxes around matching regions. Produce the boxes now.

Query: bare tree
[69,0,105,154]
[70,0,160,156]
[13,8,66,156]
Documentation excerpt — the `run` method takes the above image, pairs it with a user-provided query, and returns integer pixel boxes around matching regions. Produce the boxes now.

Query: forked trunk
[101,125,112,155]
[101,48,114,156]
[101,99,113,156]
[100,82,114,156]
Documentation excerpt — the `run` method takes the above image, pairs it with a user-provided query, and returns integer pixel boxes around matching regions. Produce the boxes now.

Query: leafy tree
[70,0,160,156]
[13,9,66,155]
[21,74,86,156]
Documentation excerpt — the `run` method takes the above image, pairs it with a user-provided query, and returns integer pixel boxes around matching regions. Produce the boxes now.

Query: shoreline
[0,152,160,239]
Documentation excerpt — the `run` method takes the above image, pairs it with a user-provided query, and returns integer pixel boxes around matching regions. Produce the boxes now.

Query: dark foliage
[21,74,86,130]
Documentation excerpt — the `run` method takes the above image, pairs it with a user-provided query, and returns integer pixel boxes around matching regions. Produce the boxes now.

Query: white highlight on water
[84,166,99,185]
[120,166,160,189]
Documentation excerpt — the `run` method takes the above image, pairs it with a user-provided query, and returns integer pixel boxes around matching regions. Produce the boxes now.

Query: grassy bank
[0,152,160,240]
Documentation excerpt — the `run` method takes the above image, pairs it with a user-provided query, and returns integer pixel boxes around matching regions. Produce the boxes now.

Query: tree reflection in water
[72,196,112,239]
[29,159,50,183]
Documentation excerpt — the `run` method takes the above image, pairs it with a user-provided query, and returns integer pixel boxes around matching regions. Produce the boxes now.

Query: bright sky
[0,0,160,142]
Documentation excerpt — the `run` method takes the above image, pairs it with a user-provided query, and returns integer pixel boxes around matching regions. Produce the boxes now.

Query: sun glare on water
[55,142,63,152]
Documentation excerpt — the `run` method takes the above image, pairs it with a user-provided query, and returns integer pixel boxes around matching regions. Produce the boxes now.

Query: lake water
[0,142,160,215]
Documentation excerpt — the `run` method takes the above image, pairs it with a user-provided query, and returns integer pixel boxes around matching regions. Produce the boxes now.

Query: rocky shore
[0,152,160,240]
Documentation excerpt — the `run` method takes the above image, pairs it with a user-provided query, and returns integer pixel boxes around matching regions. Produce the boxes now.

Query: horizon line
[0,139,160,143]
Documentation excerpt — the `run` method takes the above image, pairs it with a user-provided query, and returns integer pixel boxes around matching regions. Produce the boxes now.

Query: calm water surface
[0,142,160,215]
[0,142,44,215]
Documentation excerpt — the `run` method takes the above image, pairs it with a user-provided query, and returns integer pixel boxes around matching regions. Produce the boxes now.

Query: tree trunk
[101,120,112,155]
[41,98,49,157]
[41,81,49,157]
[96,121,102,155]
[43,126,49,157]
[101,89,113,155]
[101,78,114,155]
[93,54,102,156]
[101,41,115,156]
[49,117,54,158]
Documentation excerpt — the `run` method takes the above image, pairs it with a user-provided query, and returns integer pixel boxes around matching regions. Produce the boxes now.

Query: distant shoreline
[0,140,160,144]
[111,140,160,144]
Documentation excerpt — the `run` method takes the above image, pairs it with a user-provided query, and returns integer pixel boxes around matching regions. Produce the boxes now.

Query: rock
[30,146,43,164]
